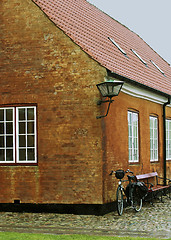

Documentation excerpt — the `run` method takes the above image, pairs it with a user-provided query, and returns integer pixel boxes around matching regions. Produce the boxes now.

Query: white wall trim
[121,83,171,107]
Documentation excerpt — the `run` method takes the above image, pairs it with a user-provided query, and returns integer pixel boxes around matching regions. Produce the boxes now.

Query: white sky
[87,0,171,65]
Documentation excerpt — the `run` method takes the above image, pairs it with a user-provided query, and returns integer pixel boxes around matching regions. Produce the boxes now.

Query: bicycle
[110,169,142,216]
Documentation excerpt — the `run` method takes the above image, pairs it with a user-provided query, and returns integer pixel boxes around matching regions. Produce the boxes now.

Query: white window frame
[0,106,37,164]
[166,119,171,160]
[128,111,139,163]
[150,116,158,162]
[0,108,15,163]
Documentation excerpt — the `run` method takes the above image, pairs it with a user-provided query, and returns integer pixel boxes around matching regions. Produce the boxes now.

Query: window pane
[19,122,26,134]
[6,136,13,147]
[154,119,157,128]
[0,110,4,121]
[154,150,157,160]
[154,129,157,139]
[154,139,158,149]
[27,135,34,147]
[6,109,13,121]
[6,122,13,134]
[6,149,13,161]
[129,126,132,137]
[0,136,4,148]
[150,129,153,137]
[169,121,171,129]
[27,108,34,120]
[133,126,137,137]
[129,149,132,161]
[0,123,4,134]
[129,136,132,147]
[27,148,35,161]
[19,149,26,161]
[19,135,26,147]
[19,109,25,120]
[0,149,5,161]
[27,122,34,134]
[150,149,153,160]
[134,150,138,161]
[133,114,137,122]
[128,112,131,123]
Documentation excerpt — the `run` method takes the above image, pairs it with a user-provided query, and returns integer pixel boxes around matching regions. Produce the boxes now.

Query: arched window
[128,111,139,163]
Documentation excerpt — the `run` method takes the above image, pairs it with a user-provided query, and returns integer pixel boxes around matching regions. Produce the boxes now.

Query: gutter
[107,70,171,99]
[163,98,170,185]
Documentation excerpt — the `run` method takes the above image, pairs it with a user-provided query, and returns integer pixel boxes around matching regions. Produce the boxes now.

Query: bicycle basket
[115,170,125,179]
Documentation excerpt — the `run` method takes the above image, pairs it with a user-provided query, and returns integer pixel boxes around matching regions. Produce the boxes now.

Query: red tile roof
[33,0,171,96]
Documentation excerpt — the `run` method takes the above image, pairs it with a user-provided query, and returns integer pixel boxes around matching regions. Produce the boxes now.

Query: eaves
[107,69,171,101]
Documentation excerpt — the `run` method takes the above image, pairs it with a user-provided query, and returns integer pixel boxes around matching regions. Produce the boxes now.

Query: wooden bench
[135,172,171,202]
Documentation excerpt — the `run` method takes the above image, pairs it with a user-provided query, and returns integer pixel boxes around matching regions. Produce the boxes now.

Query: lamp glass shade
[96,80,124,98]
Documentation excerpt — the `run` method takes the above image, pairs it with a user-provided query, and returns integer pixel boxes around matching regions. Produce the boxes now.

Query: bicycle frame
[110,169,142,215]
[117,177,134,206]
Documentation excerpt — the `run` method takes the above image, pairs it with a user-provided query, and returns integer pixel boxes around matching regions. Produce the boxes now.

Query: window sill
[129,162,140,165]
[0,163,38,166]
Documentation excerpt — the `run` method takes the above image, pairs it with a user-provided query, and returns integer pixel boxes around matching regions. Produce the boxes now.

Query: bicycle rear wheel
[116,186,124,215]
[132,190,142,212]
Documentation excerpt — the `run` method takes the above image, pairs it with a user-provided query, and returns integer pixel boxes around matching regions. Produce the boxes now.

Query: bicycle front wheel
[116,186,124,216]
[132,191,142,212]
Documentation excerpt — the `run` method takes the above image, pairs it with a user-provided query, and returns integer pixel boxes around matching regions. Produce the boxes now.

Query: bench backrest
[136,172,158,180]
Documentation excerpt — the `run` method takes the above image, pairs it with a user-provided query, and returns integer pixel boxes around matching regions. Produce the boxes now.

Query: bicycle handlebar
[109,169,134,175]
[126,169,134,174]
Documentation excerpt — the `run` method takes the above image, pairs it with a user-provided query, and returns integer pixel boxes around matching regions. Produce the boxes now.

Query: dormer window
[108,37,128,57]
[131,49,147,66]
[150,60,165,75]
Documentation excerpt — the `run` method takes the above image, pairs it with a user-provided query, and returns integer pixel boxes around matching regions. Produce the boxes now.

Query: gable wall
[0,0,106,204]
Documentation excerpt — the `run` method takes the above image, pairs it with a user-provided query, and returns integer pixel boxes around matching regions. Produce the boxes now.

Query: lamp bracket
[96,98,114,119]
[97,99,114,105]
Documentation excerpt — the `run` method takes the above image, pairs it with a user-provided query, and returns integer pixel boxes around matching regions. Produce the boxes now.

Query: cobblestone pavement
[0,197,170,239]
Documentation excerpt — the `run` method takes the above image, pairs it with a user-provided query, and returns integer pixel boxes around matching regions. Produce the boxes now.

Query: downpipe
[163,98,170,185]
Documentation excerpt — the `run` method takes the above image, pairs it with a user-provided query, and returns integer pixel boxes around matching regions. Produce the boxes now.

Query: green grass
[0,232,169,240]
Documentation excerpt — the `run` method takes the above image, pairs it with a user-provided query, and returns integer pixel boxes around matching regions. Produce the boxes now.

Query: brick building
[0,0,171,213]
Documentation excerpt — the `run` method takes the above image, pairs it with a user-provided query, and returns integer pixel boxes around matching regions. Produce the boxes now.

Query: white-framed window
[0,108,15,163]
[0,106,37,164]
[166,119,171,160]
[128,111,139,163]
[150,116,158,162]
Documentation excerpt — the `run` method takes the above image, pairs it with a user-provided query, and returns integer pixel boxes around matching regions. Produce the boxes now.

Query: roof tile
[32,0,171,96]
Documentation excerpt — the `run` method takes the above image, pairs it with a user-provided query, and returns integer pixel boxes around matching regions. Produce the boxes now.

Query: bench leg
[163,188,171,199]
[161,193,163,203]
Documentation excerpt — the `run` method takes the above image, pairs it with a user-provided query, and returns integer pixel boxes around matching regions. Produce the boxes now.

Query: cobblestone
[0,197,170,238]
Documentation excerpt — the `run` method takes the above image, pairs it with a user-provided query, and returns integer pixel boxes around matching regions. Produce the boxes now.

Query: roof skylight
[150,60,165,75]
[108,37,128,57]
[131,49,147,66]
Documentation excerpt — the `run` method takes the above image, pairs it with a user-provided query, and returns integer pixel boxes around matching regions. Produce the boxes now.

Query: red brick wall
[0,0,106,204]
[102,92,171,202]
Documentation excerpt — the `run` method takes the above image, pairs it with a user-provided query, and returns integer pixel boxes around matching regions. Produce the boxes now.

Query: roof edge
[107,69,171,99]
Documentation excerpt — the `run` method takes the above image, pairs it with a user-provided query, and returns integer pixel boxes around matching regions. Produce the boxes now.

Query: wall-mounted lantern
[96,79,124,119]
